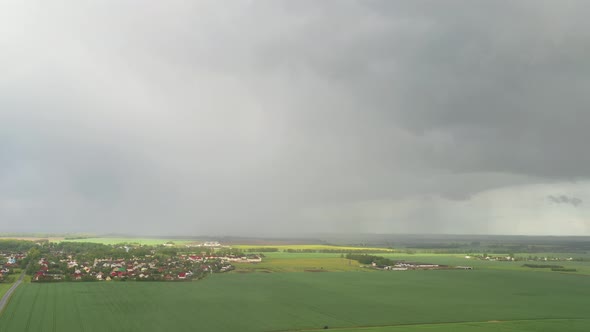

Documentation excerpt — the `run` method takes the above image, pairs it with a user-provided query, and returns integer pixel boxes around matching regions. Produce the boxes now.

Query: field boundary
[271,317,590,331]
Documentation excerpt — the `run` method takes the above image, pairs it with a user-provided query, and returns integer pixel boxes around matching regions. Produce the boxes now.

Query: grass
[0,282,14,301]
[0,269,23,301]
[1,269,589,332]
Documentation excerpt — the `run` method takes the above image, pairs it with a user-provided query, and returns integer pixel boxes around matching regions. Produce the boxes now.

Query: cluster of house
[184,241,225,248]
[0,264,11,280]
[2,253,25,266]
[466,254,575,262]
[32,253,262,282]
[377,262,442,271]
[217,255,262,263]
[465,255,516,261]
[373,261,472,271]
[183,254,262,263]
[0,253,26,280]
[34,255,209,282]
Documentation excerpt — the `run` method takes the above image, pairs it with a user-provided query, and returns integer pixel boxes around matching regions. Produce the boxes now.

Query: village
[0,241,263,283]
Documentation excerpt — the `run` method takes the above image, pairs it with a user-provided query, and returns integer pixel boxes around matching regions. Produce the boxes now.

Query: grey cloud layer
[1,0,589,235]
[548,195,583,207]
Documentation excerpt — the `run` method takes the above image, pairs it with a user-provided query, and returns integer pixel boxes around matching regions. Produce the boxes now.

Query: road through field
[0,268,26,314]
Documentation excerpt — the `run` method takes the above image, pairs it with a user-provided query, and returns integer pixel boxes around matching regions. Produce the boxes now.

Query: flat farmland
[234,244,394,252]
[325,319,590,332]
[233,253,369,272]
[377,253,590,274]
[59,237,195,245]
[1,270,589,332]
[234,251,590,274]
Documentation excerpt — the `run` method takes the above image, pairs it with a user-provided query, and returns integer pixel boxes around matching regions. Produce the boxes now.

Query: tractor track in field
[271,317,590,332]
[23,284,41,331]
[0,265,27,315]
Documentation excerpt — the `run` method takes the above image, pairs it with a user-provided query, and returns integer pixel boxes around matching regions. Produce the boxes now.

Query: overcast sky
[1,0,590,236]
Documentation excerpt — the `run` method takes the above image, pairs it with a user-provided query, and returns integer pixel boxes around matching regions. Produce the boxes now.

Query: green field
[325,319,590,332]
[2,239,589,331]
[1,269,589,331]
[378,253,590,274]
[231,251,590,275]
[0,282,14,302]
[0,270,23,304]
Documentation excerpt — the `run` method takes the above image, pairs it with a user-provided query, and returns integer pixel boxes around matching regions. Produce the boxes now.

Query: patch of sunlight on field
[238,251,590,275]
[234,244,394,251]
[59,237,194,245]
[233,256,370,272]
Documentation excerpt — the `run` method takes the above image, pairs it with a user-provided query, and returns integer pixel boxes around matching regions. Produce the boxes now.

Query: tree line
[345,253,395,266]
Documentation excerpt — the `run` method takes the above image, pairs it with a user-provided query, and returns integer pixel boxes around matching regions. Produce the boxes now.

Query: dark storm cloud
[260,0,590,179]
[1,0,589,235]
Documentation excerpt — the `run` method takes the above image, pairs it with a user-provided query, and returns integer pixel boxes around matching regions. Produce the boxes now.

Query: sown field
[325,319,590,332]
[1,269,589,331]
